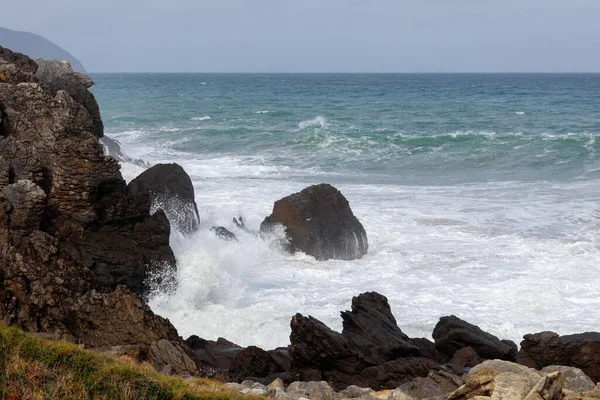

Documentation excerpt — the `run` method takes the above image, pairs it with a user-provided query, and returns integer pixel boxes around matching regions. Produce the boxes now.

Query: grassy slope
[0,324,252,400]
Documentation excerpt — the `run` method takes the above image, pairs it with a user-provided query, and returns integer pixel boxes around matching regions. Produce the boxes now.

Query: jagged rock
[128,163,200,234]
[341,292,420,365]
[270,347,294,372]
[541,366,596,392]
[518,331,600,383]
[185,336,243,373]
[230,346,283,380]
[290,313,351,369]
[35,59,104,137]
[0,47,188,376]
[412,338,451,364]
[433,316,518,361]
[0,46,174,296]
[360,357,440,390]
[261,184,368,260]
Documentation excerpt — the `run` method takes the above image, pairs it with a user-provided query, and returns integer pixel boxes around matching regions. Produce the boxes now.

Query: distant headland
[0,26,86,73]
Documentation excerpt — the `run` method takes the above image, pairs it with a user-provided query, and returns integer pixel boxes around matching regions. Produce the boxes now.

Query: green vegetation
[0,324,252,400]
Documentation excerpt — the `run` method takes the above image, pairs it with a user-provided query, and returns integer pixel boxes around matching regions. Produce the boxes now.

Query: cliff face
[0,46,194,375]
[0,26,87,73]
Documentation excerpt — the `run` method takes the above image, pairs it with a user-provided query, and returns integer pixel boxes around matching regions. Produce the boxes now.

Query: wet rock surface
[261,183,368,260]
[128,162,200,234]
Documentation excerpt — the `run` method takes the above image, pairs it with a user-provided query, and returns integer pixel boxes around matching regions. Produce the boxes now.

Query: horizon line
[87,71,600,75]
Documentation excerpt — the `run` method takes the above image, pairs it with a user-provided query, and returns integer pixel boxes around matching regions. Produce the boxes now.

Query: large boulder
[260,184,368,260]
[518,331,600,383]
[341,292,420,365]
[432,316,518,361]
[128,163,200,234]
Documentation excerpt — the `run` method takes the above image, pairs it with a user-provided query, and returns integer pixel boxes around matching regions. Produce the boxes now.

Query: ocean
[91,73,600,349]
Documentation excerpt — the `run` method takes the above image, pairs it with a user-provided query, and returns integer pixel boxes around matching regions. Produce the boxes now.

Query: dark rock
[360,357,440,390]
[518,331,600,383]
[412,337,451,364]
[288,293,442,391]
[187,336,244,374]
[229,346,282,380]
[269,347,293,372]
[185,335,209,350]
[35,59,103,138]
[211,226,238,241]
[432,316,517,361]
[341,292,420,365]
[128,163,200,234]
[290,313,350,369]
[299,369,323,382]
[448,346,483,375]
[260,183,367,260]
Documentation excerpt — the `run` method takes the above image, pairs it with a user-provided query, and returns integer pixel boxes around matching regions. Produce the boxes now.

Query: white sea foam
[516,112,525,115]
[255,111,269,114]
[115,136,600,350]
[192,116,211,121]
[298,116,327,129]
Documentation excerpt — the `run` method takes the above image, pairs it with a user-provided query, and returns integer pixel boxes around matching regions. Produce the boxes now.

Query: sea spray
[93,73,600,348]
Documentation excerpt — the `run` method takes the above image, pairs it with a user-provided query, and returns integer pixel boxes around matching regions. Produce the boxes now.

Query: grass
[0,324,255,400]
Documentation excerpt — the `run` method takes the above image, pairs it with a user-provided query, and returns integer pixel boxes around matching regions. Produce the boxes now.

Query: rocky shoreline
[1,46,599,400]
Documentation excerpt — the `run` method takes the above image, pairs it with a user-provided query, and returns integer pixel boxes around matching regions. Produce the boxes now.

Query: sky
[1,0,600,73]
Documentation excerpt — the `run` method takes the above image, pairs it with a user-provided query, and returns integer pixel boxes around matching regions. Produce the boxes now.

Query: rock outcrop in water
[128,163,200,235]
[0,46,193,374]
[261,183,368,260]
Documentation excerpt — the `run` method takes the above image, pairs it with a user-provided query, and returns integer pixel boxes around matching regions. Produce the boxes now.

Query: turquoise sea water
[93,73,600,184]
[92,74,600,348]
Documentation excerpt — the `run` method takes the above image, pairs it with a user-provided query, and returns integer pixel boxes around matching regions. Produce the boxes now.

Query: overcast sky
[2,0,599,73]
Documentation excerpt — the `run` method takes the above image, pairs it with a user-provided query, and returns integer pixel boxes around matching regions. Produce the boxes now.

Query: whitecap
[298,116,327,129]
[515,112,525,115]
[255,111,269,114]
[191,116,211,121]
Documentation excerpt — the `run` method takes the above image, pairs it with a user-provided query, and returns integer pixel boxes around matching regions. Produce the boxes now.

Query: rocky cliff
[0,46,193,374]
